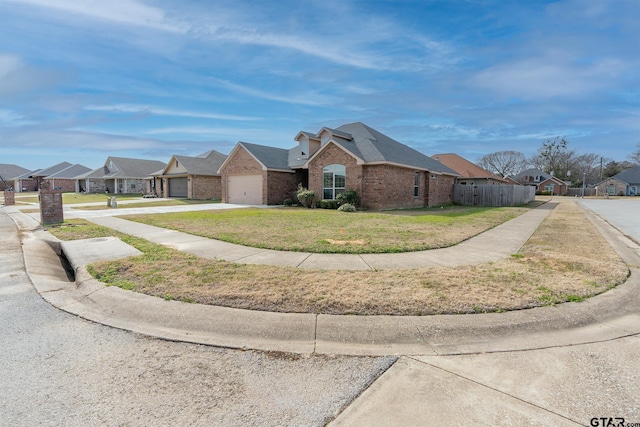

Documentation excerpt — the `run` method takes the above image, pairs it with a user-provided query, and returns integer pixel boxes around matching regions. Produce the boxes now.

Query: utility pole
[600,157,603,181]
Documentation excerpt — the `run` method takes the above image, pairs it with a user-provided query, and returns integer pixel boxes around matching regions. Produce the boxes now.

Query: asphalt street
[578,198,640,243]
[0,210,394,426]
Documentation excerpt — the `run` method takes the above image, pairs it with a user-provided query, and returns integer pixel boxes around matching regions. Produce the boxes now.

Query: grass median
[120,204,541,254]
[46,200,628,315]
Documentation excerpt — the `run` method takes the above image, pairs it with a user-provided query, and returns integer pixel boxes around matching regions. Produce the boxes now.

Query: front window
[300,140,308,157]
[544,184,554,193]
[323,164,345,200]
[607,185,616,195]
[414,172,420,197]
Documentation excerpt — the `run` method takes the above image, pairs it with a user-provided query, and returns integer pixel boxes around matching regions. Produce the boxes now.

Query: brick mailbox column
[3,191,15,206]
[39,189,64,225]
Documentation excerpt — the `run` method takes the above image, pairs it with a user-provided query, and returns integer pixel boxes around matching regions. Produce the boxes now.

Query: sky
[0,0,638,171]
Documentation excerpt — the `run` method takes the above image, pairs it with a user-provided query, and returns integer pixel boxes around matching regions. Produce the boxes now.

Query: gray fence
[453,185,536,207]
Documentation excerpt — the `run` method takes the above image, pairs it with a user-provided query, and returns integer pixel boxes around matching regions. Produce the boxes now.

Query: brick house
[512,168,569,195]
[78,157,166,194]
[152,150,227,199]
[431,153,509,185]
[595,166,640,196]
[43,163,91,192]
[0,164,29,191]
[219,122,459,209]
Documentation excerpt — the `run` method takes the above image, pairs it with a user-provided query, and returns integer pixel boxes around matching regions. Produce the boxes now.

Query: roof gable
[239,142,291,171]
[45,164,92,179]
[0,164,30,180]
[163,150,227,176]
[31,162,73,177]
[610,166,640,184]
[432,153,506,181]
[335,122,458,174]
[103,157,167,178]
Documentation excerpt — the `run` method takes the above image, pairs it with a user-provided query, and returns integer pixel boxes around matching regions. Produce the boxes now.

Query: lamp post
[581,171,586,198]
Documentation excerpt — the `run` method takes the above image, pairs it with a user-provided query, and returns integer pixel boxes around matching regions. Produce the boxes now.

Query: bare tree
[477,150,528,178]
[571,153,601,186]
[530,137,576,180]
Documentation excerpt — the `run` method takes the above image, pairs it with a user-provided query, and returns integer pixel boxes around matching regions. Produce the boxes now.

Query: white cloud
[0,0,185,32]
[85,104,262,121]
[210,78,335,106]
[470,56,623,100]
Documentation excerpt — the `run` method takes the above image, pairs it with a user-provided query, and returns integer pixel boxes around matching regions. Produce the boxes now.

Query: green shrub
[318,199,339,209]
[337,203,356,212]
[283,198,293,206]
[337,190,359,206]
[296,184,316,208]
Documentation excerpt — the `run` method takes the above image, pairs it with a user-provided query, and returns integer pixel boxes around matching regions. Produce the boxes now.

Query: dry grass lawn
[47,200,629,315]
[122,204,536,254]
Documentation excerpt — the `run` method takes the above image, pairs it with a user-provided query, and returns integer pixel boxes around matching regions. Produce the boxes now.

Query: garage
[168,177,188,198]
[227,174,262,204]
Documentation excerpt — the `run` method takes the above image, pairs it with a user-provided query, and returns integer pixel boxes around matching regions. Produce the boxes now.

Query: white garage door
[168,177,188,198]
[228,174,262,204]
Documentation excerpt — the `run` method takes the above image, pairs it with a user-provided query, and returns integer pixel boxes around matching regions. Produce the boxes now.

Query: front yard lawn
[46,201,629,315]
[121,203,542,254]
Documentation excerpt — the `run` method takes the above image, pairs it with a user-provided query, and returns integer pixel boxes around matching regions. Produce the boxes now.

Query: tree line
[476,140,640,187]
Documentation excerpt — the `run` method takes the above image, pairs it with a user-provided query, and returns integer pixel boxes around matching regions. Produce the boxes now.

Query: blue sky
[1,0,638,171]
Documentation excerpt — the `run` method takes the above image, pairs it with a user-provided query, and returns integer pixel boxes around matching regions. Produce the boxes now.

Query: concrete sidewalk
[5,200,639,356]
[63,201,555,270]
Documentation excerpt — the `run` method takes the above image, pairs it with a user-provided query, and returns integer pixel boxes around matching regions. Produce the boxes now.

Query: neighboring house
[219,122,459,209]
[154,150,228,199]
[511,168,569,195]
[0,164,30,191]
[29,162,74,191]
[12,169,40,192]
[431,153,509,185]
[595,166,640,196]
[43,164,92,192]
[78,157,166,194]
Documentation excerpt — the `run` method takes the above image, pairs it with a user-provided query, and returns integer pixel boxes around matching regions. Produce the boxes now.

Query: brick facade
[361,165,422,210]
[39,189,64,225]
[191,176,222,199]
[17,178,37,192]
[595,178,627,196]
[426,173,455,207]
[220,147,264,203]
[44,178,76,192]
[266,171,298,204]
[306,144,455,209]
[3,191,15,205]
[308,144,363,202]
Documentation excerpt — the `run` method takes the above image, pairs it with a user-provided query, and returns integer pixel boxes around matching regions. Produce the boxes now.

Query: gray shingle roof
[103,157,167,178]
[332,122,458,174]
[170,150,227,176]
[610,166,640,184]
[0,164,30,180]
[45,164,92,179]
[511,168,550,181]
[31,162,73,177]
[240,142,291,171]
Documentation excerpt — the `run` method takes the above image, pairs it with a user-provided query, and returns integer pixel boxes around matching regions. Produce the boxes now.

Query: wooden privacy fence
[453,185,535,207]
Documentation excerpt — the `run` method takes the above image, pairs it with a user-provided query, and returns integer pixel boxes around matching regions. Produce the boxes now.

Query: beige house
[152,150,227,199]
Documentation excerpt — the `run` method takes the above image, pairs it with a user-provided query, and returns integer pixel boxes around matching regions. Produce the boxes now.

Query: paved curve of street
[0,210,394,426]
